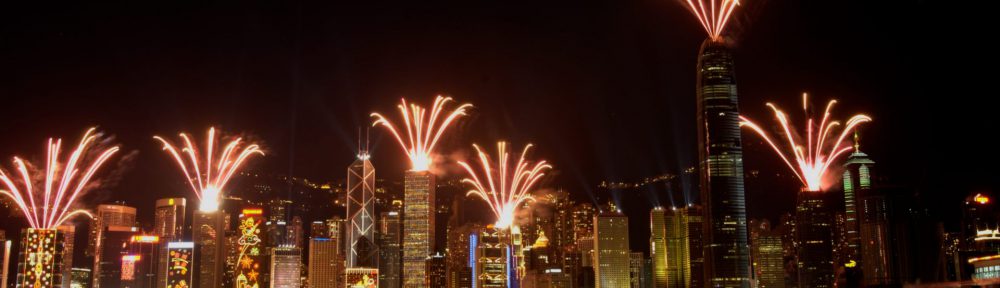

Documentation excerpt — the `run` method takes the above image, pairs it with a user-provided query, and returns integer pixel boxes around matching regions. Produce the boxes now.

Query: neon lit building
[594,211,629,288]
[696,39,751,288]
[402,170,435,288]
[17,228,65,288]
[348,149,378,268]
[346,267,379,288]
[235,208,265,288]
[166,242,194,288]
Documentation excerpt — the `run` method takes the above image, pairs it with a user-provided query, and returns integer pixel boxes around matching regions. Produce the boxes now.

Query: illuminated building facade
[427,253,447,287]
[650,208,668,288]
[270,246,302,288]
[970,255,1000,281]
[165,242,194,288]
[594,211,629,288]
[236,208,265,288]
[446,223,477,288]
[57,225,76,288]
[17,228,65,288]
[795,191,834,288]
[193,210,228,288]
[346,268,379,288]
[70,268,90,288]
[94,226,136,288]
[153,198,186,286]
[3,238,10,287]
[474,226,508,288]
[125,235,162,288]
[749,220,784,288]
[695,39,751,288]
[88,204,137,257]
[840,141,870,268]
[308,238,341,288]
[402,170,435,288]
[348,151,378,268]
[666,208,693,288]
[629,252,645,288]
[378,211,401,288]
[154,198,187,240]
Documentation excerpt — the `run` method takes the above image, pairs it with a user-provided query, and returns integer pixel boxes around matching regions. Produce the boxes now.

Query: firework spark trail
[154,127,264,212]
[739,93,872,191]
[458,142,552,229]
[371,96,473,171]
[0,128,120,229]
[683,0,741,40]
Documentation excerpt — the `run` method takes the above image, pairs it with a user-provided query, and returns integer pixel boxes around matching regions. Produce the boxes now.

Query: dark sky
[0,0,988,238]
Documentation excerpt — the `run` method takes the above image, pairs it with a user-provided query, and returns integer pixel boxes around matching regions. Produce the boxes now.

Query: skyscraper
[57,225,76,288]
[154,198,187,240]
[696,38,751,288]
[193,210,228,288]
[594,211,629,288]
[235,208,265,288]
[378,211,402,288]
[347,150,377,268]
[840,136,868,267]
[750,220,785,288]
[427,252,448,287]
[474,226,508,288]
[666,208,693,288]
[650,208,668,288]
[843,140,895,286]
[270,246,302,288]
[126,234,162,288]
[795,191,834,288]
[154,198,186,288]
[88,204,137,257]
[630,252,645,288]
[309,238,341,288]
[17,228,65,288]
[403,170,435,288]
[686,206,705,288]
[94,226,137,288]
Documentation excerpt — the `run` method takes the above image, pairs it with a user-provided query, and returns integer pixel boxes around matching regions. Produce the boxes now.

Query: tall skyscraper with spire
[696,38,752,287]
[348,131,378,268]
[844,135,895,286]
[841,133,868,269]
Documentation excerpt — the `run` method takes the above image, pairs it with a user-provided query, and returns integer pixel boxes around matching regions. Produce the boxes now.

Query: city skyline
[0,0,978,287]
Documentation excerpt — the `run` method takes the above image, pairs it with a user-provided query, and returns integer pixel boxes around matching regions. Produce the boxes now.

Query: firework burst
[458,142,552,229]
[371,96,473,171]
[739,93,872,191]
[683,0,741,41]
[0,128,120,229]
[154,127,264,212]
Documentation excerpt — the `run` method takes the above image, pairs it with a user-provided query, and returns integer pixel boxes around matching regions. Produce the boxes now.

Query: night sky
[0,0,986,247]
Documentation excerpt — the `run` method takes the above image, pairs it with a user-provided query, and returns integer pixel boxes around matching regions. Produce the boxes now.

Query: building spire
[853,130,860,153]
